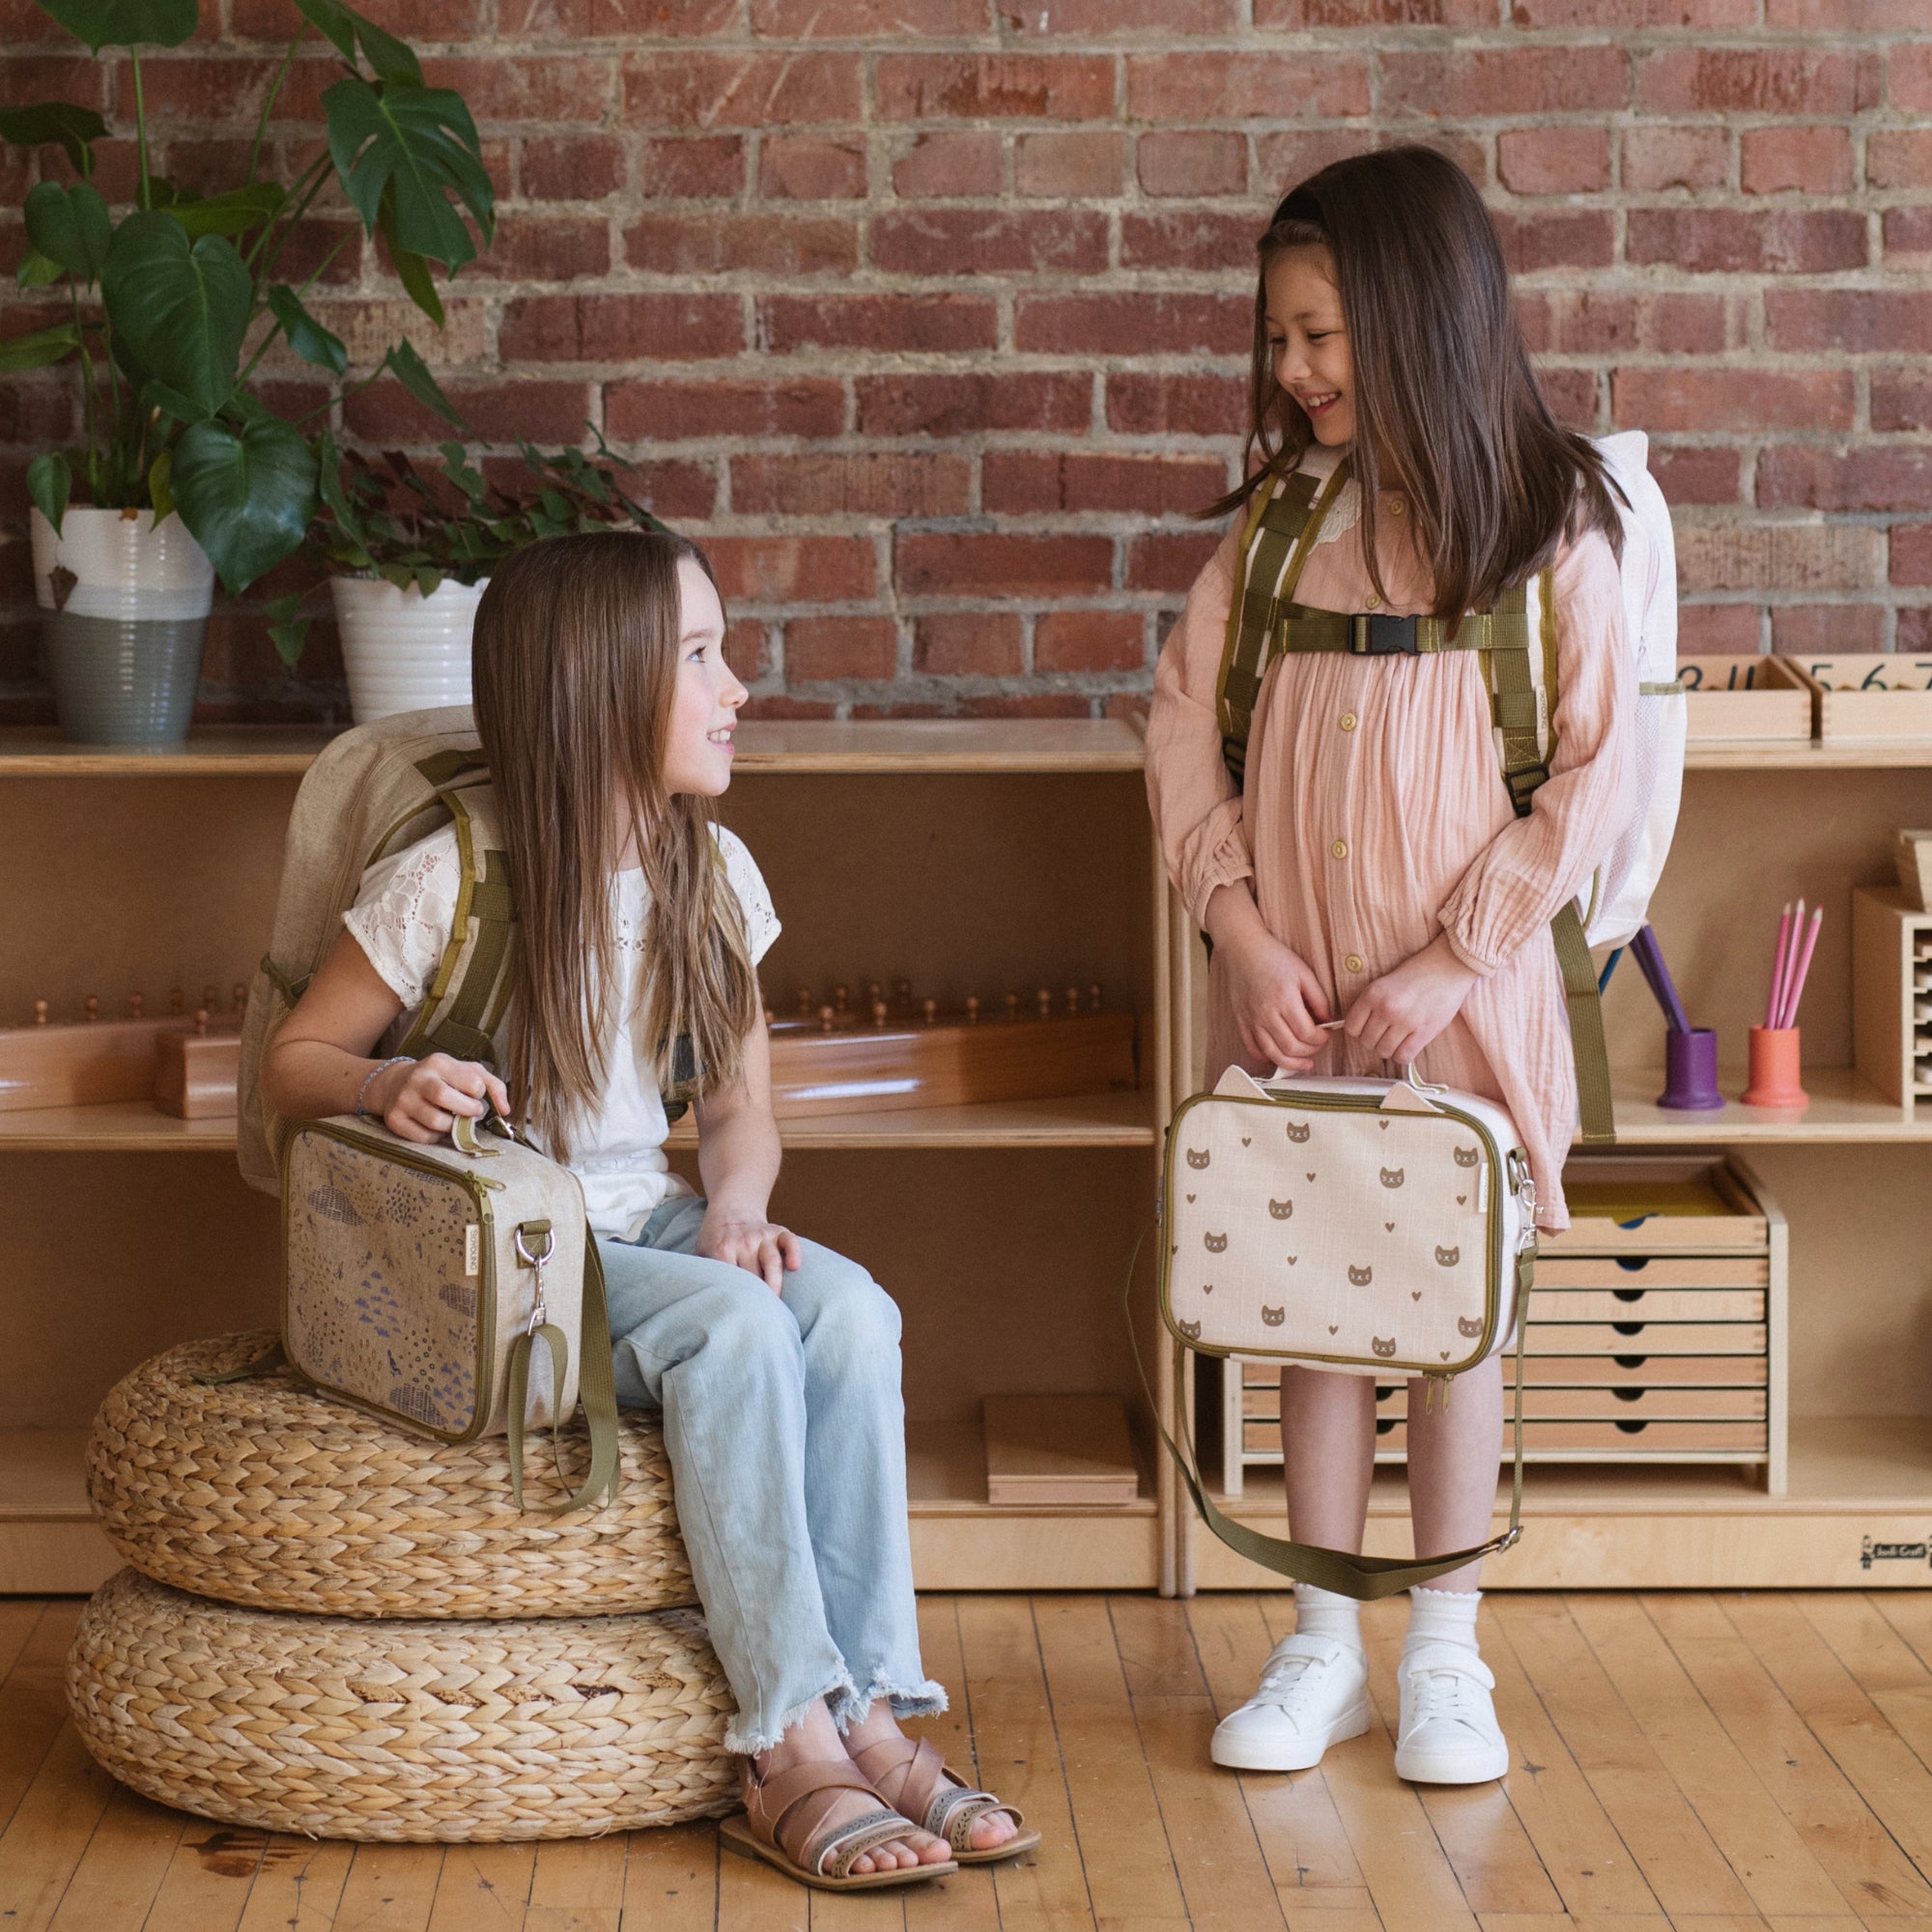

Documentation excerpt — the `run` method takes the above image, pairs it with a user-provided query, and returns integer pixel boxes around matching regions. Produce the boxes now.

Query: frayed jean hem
[724,1669,857,1758]
[831,1676,951,1733]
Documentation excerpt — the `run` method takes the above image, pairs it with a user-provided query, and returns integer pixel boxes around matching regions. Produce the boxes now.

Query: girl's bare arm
[691,1005,802,1292]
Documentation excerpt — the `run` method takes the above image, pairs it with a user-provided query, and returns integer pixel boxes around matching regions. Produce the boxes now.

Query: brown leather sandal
[718,1758,958,1891]
[850,1736,1041,1864]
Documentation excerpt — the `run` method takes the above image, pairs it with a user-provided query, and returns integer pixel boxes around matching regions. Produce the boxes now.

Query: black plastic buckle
[1349,611,1419,656]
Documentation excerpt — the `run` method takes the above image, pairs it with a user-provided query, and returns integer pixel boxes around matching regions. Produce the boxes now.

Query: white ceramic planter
[29,507,215,744]
[331,575,489,725]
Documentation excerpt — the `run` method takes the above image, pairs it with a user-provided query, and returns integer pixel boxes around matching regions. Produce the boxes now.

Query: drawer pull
[1376,1417,1398,1435]
[1613,1387,1643,1404]
[1615,1257,1651,1274]
[1614,1354,1648,1369]
[1613,1321,1645,1336]
[1614,1287,1645,1302]
[1615,1419,1649,1435]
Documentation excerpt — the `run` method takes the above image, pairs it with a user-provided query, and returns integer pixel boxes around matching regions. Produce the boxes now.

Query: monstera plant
[2,0,490,596]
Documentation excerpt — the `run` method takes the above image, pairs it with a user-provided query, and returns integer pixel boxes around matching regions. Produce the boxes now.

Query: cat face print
[1453,1146,1480,1168]
[1348,1264,1373,1286]
[1435,1245,1461,1266]
[1261,1305,1286,1326]
[1268,1198,1293,1220]
[1379,1167,1405,1189]
[1204,1231,1228,1253]
[1371,1336,1398,1358]
[1185,1148,1211,1170]
[1286,1122,1312,1144]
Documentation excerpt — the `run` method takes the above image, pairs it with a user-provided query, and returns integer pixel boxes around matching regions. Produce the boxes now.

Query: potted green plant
[2,0,491,743]
[281,433,669,723]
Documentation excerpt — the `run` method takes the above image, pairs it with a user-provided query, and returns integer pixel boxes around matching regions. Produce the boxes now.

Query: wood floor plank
[525,1833,624,1932]
[1357,1598,1562,1918]
[1564,1595,1849,1920]
[904,1603,1002,1932]
[954,1593,1095,1932]
[617,1821,717,1932]
[0,1722,125,1932]
[0,1599,50,1690]
[1721,1594,1932,1880]
[1489,1595,1756,1918]
[137,1821,275,1932]
[43,1785,183,1932]
[0,1604,81,1835]
[1800,1593,1932,1778]
[1472,1918,1672,1932]
[327,1843,447,1932]
[716,1831,810,1932]
[423,1843,533,1932]
[1873,1590,1932,1676]
[233,1837,355,1932]
[1110,1593,1290,1932]
[1187,1593,1367,1904]
[1644,1592,1932,1919]
[1032,1595,1186,1925]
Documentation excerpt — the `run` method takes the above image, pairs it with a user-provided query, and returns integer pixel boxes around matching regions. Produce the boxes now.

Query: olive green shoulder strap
[1486,569,1615,1148]
[1216,458,1356,786]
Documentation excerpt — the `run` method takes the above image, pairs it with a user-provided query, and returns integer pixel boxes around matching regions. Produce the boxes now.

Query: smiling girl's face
[661,554,745,799]
[1265,243,1354,448]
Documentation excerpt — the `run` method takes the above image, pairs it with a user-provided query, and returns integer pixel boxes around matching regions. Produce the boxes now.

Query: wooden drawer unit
[1215,1154,1787,1494]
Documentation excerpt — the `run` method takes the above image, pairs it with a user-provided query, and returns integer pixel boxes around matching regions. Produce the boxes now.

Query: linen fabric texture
[345,823,781,1241]
[603,1194,943,1755]
[1145,445,1636,1232]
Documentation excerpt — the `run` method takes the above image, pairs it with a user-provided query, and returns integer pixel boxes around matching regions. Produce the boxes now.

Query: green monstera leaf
[0,101,107,178]
[0,322,82,370]
[171,415,319,594]
[33,0,197,50]
[24,181,112,281]
[265,283,348,375]
[100,212,250,422]
[323,75,493,271]
[289,0,421,86]
[27,454,72,536]
[161,183,286,241]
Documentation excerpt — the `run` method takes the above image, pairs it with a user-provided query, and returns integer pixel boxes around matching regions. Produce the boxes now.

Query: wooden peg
[834,983,849,1015]
[202,983,218,1014]
[85,996,99,1024]
[966,995,980,1024]
[129,992,145,1018]
[1037,987,1052,1020]
[232,981,246,1014]
[1065,985,1079,1017]
[33,1000,47,1026]
[169,988,185,1016]
[871,998,889,1028]
[797,987,813,1017]
[1005,992,1019,1023]
[194,1008,210,1037]
[1089,982,1102,1014]
[923,998,937,1027]
[866,980,883,1011]
[819,1005,836,1034]
[895,978,912,1011]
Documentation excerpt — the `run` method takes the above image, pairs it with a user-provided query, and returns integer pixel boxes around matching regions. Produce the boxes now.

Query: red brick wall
[3,2,1929,724]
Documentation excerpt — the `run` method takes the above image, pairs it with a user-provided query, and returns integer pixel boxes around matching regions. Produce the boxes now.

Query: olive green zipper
[283,1122,505,1444]
[1159,1087,1521,1381]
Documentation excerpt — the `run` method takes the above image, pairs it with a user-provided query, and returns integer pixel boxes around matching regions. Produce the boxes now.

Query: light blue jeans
[601,1194,944,1754]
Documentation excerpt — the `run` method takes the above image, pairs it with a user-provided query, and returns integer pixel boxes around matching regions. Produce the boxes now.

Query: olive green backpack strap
[1216,458,1356,786]
[1484,570,1616,1148]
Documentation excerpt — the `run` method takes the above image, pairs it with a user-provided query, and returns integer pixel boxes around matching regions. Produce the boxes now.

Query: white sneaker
[1393,1641,1509,1784]
[1210,1634,1371,1772]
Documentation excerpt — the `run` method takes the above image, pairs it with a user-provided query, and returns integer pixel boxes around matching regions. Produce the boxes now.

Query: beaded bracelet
[356,1055,416,1118]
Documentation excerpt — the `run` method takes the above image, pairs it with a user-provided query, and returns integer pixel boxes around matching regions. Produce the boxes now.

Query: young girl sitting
[261,531,1032,1890]
[1147,147,1634,1785]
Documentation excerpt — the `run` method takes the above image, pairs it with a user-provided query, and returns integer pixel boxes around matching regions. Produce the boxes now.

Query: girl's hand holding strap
[367,1051,512,1145]
[1204,882,1333,1073]
[1343,931,1481,1068]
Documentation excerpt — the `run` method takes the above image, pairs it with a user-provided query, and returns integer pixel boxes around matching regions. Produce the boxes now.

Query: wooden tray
[1786,655,1932,742]
[1537,1255,1769,1289]
[1679,654,1813,743]
[1243,1419,1769,1454]
[1367,1384,1766,1421]
[1546,1156,1769,1254]
[1522,1321,1767,1353]
[1530,1288,1763,1322]
[1240,1352,1769,1394]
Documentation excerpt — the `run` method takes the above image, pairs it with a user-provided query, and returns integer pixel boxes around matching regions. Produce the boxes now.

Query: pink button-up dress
[1145,456,1634,1232]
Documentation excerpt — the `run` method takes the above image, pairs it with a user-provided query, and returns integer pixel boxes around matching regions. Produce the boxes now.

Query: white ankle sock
[1403,1584,1481,1660]
[1293,1581,1364,1651]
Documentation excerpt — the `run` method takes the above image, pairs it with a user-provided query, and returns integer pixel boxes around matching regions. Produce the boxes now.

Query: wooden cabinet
[0,720,1176,1595]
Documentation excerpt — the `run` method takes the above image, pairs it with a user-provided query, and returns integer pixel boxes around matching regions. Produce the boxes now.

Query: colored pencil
[1637,924,1690,1034]
[1766,901,1793,1030]
[1779,905,1823,1029]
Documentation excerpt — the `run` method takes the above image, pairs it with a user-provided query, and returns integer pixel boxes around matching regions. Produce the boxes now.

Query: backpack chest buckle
[1349,612,1420,656]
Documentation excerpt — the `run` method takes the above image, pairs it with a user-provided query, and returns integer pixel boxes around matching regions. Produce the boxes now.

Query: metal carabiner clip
[515,1222,556,1336]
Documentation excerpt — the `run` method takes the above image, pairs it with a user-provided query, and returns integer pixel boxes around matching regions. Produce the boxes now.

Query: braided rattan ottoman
[68,1568,738,1842]
[87,1332,696,1619]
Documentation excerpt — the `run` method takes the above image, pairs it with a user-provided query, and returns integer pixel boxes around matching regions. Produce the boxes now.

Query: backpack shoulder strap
[1487,568,1616,1148]
[1216,457,1355,786]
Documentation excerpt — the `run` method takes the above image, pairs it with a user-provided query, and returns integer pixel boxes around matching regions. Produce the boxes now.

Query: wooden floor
[5,1590,1932,1930]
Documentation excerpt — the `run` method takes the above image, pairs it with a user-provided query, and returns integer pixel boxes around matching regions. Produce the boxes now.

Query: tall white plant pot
[30,507,214,744]
[331,576,488,725]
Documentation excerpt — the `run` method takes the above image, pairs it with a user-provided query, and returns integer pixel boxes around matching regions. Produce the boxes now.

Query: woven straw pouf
[68,1568,738,1842]
[87,1332,696,1619]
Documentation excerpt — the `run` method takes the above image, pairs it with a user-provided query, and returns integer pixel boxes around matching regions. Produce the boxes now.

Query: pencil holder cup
[1741,1026,1807,1108]
[1659,1028,1724,1110]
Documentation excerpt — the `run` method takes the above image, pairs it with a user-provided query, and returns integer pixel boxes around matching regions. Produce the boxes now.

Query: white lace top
[344,824,781,1240]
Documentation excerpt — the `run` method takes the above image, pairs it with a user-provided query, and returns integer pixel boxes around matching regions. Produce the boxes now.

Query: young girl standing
[262,532,1032,1889]
[1147,147,1634,1785]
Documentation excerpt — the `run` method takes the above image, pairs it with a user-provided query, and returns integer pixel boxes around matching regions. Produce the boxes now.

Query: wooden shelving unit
[0,718,1177,1596]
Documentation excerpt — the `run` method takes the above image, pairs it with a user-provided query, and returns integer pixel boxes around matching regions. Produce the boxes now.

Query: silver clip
[515,1223,556,1336]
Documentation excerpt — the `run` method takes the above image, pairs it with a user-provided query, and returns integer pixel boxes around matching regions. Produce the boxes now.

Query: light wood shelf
[1683,737,1932,770]
[0,718,1149,778]
[0,1090,1157,1152]
[1608,1065,1928,1142]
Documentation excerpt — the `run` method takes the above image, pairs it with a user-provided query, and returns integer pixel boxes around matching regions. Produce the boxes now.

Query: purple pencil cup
[1659,1027,1725,1111]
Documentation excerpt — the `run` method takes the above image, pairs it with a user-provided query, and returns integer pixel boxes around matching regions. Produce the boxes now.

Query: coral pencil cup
[1766,902,1792,1030]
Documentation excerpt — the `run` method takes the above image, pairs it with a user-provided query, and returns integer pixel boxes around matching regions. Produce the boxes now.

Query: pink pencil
[1766,901,1793,1029]
[1780,906,1823,1029]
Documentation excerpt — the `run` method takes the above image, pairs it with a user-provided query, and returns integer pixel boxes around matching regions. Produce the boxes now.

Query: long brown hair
[1207,145,1623,618]
[471,530,756,1161]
